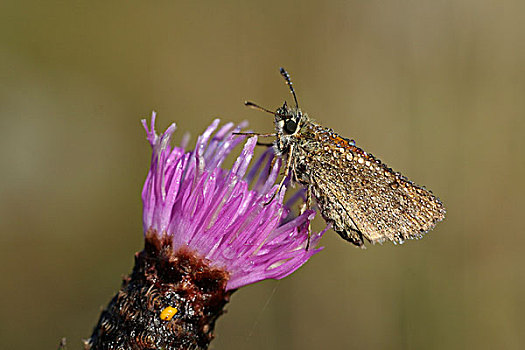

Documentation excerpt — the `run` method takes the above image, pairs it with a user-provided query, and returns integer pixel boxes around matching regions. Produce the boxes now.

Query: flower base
[86,231,233,350]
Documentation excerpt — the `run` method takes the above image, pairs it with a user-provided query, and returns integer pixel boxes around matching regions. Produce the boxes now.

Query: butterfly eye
[284,119,298,134]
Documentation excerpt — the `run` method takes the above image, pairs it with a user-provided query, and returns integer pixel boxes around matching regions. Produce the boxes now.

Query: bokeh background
[1,1,524,349]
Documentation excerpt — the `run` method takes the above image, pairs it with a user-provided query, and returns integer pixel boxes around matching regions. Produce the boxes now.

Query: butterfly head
[274,101,303,136]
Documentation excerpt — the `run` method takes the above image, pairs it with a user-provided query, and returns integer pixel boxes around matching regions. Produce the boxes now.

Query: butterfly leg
[233,132,277,137]
[264,144,295,205]
[301,185,313,250]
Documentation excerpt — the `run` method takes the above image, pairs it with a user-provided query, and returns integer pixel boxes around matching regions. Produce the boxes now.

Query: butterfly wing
[296,124,445,245]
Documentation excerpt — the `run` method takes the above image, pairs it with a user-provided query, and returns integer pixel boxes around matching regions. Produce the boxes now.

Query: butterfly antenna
[279,67,299,109]
[244,101,276,115]
[244,101,289,119]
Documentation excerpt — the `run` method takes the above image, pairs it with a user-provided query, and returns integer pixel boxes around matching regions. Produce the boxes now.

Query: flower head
[141,113,325,290]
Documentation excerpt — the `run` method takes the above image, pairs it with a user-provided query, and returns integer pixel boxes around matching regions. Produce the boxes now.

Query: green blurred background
[1,1,524,349]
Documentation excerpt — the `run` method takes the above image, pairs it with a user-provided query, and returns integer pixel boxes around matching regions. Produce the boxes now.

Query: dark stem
[86,231,234,350]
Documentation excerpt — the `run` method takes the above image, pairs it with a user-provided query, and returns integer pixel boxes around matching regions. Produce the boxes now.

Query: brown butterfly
[244,68,445,248]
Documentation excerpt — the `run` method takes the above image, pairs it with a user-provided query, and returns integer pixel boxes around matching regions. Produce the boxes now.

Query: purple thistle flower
[87,113,326,350]
[141,113,324,290]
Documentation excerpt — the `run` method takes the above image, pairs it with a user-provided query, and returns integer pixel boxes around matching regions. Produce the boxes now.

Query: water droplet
[389,182,399,190]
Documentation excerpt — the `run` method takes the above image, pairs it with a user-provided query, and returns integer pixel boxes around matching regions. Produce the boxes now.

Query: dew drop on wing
[389,182,399,190]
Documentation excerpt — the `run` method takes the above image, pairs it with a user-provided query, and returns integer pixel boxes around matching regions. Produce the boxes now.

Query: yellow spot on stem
[160,306,178,321]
